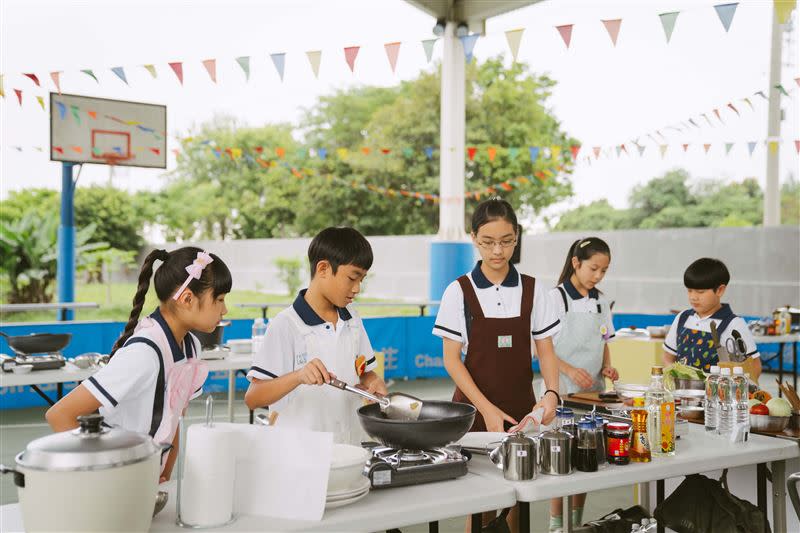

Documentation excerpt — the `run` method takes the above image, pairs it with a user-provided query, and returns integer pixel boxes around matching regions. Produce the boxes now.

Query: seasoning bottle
[630,397,651,463]
[575,419,599,472]
[645,366,675,456]
[606,422,631,465]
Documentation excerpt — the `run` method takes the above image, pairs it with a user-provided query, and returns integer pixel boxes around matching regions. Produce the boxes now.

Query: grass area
[0,282,423,323]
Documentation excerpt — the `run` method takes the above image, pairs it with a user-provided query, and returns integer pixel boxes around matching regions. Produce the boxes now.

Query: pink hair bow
[172,251,214,300]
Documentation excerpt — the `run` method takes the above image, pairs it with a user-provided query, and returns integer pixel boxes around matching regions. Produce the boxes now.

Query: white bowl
[227,339,252,354]
[614,382,649,399]
[328,444,369,493]
[12,364,33,375]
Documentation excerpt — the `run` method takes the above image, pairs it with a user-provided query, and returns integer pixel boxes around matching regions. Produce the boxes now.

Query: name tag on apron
[295,351,308,366]
[497,335,513,348]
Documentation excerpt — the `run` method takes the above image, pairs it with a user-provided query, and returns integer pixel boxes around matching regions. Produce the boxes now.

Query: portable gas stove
[1,353,66,372]
[362,444,469,489]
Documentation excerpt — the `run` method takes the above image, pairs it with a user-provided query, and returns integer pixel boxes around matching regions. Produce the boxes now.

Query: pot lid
[503,431,534,445]
[17,414,160,471]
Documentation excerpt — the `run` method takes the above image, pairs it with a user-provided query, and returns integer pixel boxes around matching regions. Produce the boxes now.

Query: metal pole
[57,163,76,321]
[763,4,784,227]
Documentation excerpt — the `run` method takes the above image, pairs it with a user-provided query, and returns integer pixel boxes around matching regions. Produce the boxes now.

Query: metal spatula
[328,377,423,420]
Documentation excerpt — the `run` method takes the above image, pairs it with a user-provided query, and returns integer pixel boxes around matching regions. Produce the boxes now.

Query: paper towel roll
[180,424,237,526]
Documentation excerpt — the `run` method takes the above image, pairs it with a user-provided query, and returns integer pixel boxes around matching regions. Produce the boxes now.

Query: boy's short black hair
[308,227,373,279]
[684,258,730,290]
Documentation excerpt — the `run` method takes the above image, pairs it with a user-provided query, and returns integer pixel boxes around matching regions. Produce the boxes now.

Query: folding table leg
[772,460,787,533]
[519,502,530,533]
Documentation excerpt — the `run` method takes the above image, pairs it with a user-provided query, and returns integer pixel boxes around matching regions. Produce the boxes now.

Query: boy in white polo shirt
[245,227,387,444]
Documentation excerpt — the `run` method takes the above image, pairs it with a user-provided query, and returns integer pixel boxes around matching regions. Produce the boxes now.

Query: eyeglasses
[477,239,517,250]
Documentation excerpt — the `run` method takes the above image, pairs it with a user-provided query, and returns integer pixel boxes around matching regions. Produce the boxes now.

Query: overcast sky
[1,0,797,229]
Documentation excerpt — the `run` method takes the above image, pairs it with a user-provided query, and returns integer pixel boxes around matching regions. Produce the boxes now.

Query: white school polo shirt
[549,279,616,343]
[432,262,561,353]
[83,308,203,436]
[247,289,376,392]
[663,304,760,359]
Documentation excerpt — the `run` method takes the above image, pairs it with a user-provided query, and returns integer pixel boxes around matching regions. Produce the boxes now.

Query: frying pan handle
[0,332,9,339]
[327,378,387,406]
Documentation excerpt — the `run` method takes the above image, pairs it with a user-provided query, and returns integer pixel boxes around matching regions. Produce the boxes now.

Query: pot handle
[0,464,25,488]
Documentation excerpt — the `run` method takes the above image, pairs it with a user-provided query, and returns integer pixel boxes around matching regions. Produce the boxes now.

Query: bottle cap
[733,367,744,375]
[710,366,720,374]
[633,396,645,407]
[651,366,663,375]
[254,317,265,325]
[720,367,731,375]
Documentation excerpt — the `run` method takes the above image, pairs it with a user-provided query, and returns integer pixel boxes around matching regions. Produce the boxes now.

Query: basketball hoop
[98,153,130,167]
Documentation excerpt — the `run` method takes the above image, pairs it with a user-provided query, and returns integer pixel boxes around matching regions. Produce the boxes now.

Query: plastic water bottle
[704,366,721,432]
[251,317,267,354]
[717,367,734,439]
[732,367,750,442]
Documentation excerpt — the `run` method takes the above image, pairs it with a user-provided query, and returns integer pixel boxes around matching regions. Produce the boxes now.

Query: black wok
[0,331,72,355]
[358,400,476,450]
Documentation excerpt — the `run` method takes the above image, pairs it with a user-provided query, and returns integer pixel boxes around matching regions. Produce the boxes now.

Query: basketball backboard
[50,93,167,168]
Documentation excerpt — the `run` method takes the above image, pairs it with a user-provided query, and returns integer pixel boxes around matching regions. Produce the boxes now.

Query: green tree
[0,189,58,225]
[74,185,145,251]
[554,199,629,231]
[628,169,693,228]
[781,177,799,226]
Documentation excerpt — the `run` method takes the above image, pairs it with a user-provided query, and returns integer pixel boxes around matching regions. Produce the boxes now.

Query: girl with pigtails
[46,247,232,480]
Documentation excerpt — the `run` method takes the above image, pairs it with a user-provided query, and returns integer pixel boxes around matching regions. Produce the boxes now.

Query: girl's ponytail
[111,249,170,355]
[557,237,611,285]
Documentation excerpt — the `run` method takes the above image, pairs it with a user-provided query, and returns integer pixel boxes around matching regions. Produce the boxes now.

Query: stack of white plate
[325,476,370,509]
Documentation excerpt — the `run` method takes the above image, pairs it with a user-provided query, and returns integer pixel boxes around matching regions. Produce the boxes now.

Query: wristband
[543,389,561,403]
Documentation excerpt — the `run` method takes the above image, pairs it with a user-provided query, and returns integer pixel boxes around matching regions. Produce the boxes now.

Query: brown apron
[452,274,537,432]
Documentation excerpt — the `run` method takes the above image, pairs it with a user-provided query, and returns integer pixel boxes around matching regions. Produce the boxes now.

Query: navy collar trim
[471,261,519,289]
[563,278,599,300]
[709,303,734,320]
[149,308,189,363]
[292,289,352,326]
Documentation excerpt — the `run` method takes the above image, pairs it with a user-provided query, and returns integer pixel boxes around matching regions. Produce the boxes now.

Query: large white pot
[1,414,164,532]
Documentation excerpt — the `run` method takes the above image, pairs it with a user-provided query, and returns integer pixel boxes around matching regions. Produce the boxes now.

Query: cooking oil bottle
[645,366,675,456]
[630,397,651,462]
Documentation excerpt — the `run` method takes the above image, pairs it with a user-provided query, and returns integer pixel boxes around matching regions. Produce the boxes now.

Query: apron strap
[458,275,483,341]
[123,337,165,438]
[520,275,535,318]
[557,285,569,312]
[676,309,694,334]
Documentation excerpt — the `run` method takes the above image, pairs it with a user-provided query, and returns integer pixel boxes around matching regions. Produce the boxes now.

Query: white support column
[438,20,467,240]
[763,4,784,227]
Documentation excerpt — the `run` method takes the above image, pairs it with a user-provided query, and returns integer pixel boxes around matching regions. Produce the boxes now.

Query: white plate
[325,487,370,509]
[326,476,370,501]
[227,339,252,354]
[457,432,506,451]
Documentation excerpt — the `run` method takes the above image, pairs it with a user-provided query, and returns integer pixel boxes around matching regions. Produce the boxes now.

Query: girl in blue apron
[548,237,617,532]
[46,247,232,481]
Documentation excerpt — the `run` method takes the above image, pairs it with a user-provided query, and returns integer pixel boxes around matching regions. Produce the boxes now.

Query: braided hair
[111,247,232,354]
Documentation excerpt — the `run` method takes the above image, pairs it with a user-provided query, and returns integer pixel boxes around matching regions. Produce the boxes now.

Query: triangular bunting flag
[768,141,779,155]
[168,62,183,84]
[467,147,477,161]
[487,147,497,162]
[775,84,789,96]
[795,140,800,153]
[53,146,63,155]
[725,142,734,154]
[659,145,669,158]
[36,96,45,110]
[702,113,714,126]
[592,146,601,159]
[71,146,83,154]
[755,90,768,100]
[23,73,40,86]
[336,148,349,159]
[742,97,754,110]
[422,39,437,63]
[747,141,757,156]
[727,102,740,115]
[276,147,286,158]
[381,148,391,155]
[271,53,286,81]
[384,42,401,73]
[714,3,738,33]
[796,77,800,87]
[306,51,322,78]
[556,24,573,48]
[344,46,360,73]
[551,145,562,160]
[776,0,797,24]
[505,29,524,62]
[424,146,434,159]
[111,67,128,85]
[202,59,217,83]
[570,145,581,159]
[14,89,22,106]
[659,12,679,43]
[615,145,623,157]
[459,34,479,63]
[682,143,689,153]
[88,111,97,119]
[70,105,81,125]
[361,147,371,155]
[81,69,98,83]
[236,56,250,80]
[602,19,622,46]
[637,145,646,157]
[56,101,66,119]
[703,143,712,154]
[688,118,700,128]
[50,72,61,94]
[0,75,4,98]
[143,64,158,78]
[713,108,724,122]
[529,146,540,162]
[317,147,328,160]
